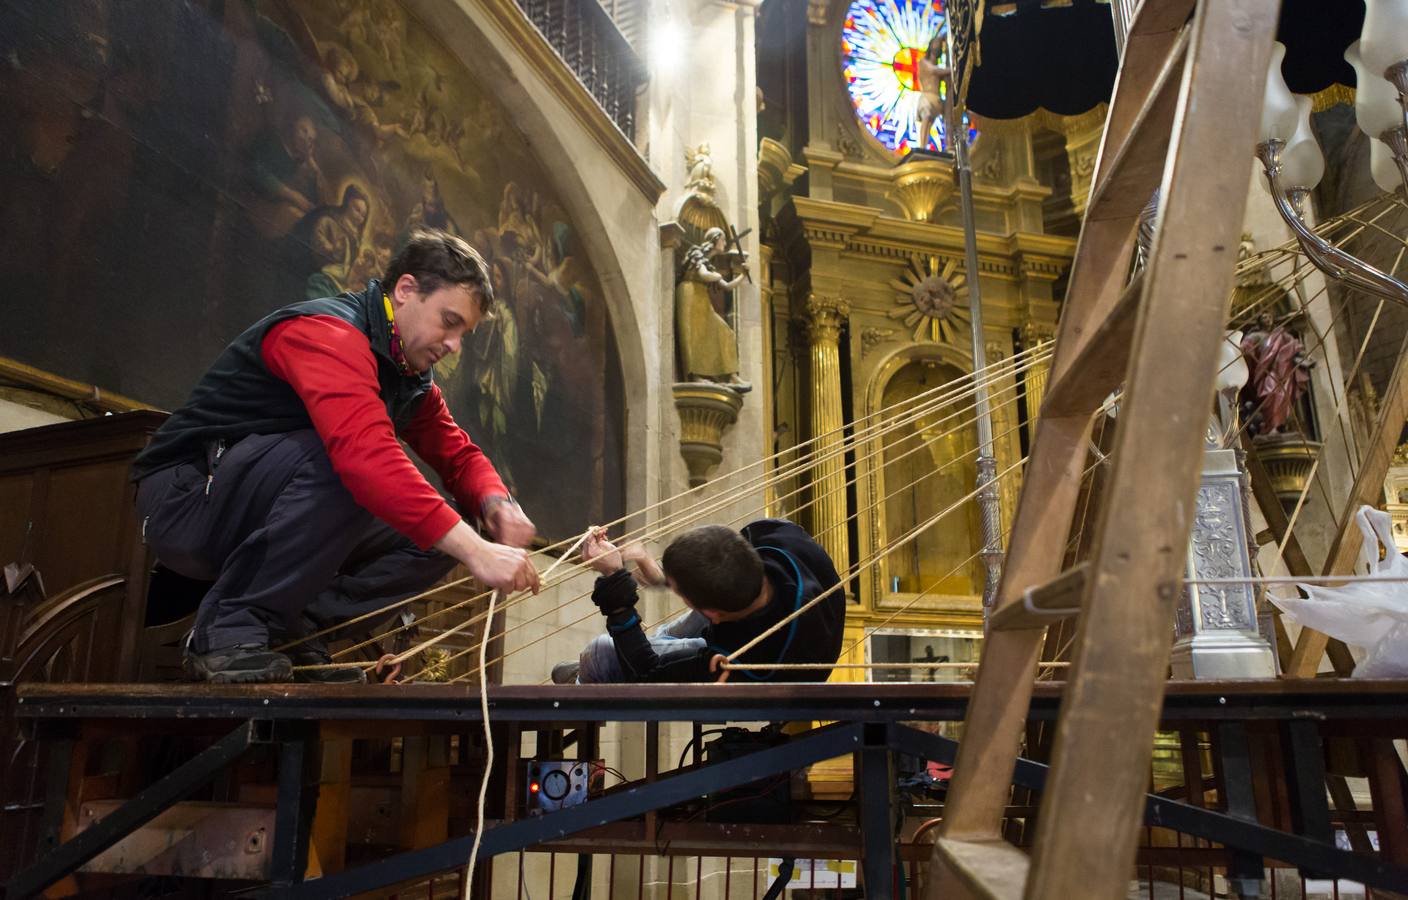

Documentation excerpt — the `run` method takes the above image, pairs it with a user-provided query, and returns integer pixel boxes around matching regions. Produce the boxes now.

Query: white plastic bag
[1270,505,1408,678]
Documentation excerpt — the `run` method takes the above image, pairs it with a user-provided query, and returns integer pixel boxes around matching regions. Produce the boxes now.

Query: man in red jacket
[132,230,539,683]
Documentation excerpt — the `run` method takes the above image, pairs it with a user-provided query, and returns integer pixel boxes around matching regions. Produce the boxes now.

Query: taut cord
[294,348,1045,667]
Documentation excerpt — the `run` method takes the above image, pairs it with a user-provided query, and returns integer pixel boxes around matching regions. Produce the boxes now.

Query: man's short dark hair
[662,525,765,613]
[384,229,494,315]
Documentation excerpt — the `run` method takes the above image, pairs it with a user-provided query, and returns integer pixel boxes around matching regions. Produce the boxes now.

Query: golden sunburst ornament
[888,255,970,343]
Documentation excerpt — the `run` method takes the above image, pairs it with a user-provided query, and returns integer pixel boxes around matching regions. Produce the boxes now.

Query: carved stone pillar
[805,294,852,580]
[1170,448,1277,679]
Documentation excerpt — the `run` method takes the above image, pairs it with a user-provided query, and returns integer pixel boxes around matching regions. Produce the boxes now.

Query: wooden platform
[7,678,1408,899]
[15,678,1408,726]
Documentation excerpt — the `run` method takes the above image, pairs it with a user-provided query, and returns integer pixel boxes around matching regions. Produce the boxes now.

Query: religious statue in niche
[676,226,752,392]
[1240,311,1314,435]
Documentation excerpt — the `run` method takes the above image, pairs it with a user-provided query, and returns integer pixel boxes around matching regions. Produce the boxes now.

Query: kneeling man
[132,229,539,683]
[556,520,843,683]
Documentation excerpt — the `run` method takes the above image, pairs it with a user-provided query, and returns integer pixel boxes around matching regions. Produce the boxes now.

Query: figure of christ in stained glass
[840,0,976,154]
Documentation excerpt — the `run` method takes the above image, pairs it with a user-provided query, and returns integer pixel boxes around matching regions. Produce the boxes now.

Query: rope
[461,530,594,900]
[451,374,1036,680]
[1191,574,1408,585]
[505,409,1034,683]
[302,184,1398,680]
[462,589,496,899]
[514,229,1369,683]
[288,346,1049,663]
[721,454,1029,667]
[434,378,1034,680]
[1274,283,1383,559]
[388,530,593,668]
[721,661,1069,671]
[295,529,592,675]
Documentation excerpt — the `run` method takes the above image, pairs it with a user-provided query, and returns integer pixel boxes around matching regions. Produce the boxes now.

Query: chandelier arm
[1256,140,1408,309]
[1386,60,1408,197]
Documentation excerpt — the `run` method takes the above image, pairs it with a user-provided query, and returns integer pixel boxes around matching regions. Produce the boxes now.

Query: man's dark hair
[383,228,494,315]
[662,525,765,613]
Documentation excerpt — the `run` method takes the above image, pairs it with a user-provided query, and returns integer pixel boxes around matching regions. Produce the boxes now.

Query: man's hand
[468,540,540,594]
[709,654,730,683]
[486,499,536,548]
[581,528,623,575]
[435,520,540,594]
[620,542,666,587]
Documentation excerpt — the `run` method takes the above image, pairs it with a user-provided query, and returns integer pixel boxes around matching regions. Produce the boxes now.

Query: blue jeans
[576,609,710,683]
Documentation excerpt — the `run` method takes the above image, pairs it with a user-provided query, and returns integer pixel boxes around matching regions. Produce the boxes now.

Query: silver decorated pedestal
[1170,448,1277,679]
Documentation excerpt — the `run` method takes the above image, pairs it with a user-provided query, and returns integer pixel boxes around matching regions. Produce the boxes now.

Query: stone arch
[861,342,983,601]
[408,0,663,512]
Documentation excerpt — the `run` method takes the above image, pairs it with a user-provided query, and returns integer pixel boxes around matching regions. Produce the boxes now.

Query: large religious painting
[0,0,625,540]
[840,0,976,154]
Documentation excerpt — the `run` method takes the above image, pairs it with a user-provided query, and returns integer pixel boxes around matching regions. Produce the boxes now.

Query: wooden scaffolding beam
[925,1,1284,898]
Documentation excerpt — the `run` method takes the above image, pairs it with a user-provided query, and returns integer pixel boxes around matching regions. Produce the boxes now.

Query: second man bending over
[554,519,844,684]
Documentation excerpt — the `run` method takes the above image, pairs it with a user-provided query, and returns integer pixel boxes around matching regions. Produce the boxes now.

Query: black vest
[131,281,433,480]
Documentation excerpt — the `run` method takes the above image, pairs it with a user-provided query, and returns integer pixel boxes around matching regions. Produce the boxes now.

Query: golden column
[804,293,852,581]
[801,298,865,801]
[987,340,1022,534]
[1022,319,1056,420]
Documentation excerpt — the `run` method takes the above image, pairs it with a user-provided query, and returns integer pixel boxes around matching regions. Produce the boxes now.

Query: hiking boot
[287,645,367,684]
[183,643,293,683]
[550,660,580,685]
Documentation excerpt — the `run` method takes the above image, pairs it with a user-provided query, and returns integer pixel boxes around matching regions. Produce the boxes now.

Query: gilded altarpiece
[769,197,1072,639]
[757,0,1083,797]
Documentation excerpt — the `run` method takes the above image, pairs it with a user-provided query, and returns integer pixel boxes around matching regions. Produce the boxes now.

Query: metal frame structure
[6,681,1407,899]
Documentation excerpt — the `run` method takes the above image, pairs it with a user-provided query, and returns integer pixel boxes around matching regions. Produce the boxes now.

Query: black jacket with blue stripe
[592,519,844,683]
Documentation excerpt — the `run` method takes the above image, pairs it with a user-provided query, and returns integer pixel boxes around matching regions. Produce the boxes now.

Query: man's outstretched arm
[581,531,716,683]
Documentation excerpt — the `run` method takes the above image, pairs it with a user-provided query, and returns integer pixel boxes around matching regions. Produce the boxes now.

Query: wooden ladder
[925,1,1283,898]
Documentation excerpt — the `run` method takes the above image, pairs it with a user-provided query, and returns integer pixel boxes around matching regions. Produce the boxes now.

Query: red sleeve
[401,383,510,515]
[261,316,460,548]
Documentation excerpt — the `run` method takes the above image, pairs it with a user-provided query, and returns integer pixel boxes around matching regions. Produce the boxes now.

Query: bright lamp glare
[650,21,682,74]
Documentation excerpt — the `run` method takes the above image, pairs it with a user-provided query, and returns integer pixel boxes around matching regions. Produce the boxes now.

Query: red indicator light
[530,782,540,793]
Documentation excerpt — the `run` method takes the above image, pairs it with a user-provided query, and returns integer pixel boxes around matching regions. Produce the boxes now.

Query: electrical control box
[703,727,792,824]
[526,760,602,815]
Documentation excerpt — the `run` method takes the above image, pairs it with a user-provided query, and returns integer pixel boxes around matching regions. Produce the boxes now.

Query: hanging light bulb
[1258,42,1299,144]
[1360,0,1408,78]
[1371,137,1404,194]
[1347,41,1404,138]
[1278,95,1325,191]
[1248,14,1408,308]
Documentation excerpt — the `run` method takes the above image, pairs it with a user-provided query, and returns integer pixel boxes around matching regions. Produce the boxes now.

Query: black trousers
[136,430,457,653]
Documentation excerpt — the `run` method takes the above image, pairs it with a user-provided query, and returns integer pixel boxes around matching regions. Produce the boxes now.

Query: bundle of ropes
[273,188,1408,896]
[278,191,1408,687]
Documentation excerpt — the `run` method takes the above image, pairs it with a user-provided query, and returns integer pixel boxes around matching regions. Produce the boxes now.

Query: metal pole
[1109,0,1135,59]
[943,23,1004,627]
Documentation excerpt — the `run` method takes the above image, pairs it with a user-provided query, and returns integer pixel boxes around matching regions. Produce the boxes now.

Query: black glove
[592,569,639,618]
